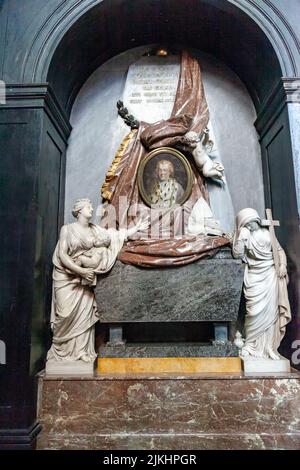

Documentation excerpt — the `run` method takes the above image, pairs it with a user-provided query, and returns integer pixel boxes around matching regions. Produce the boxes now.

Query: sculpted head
[156,160,174,181]
[183,131,200,148]
[236,208,261,232]
[72,198,93,220]
[246,221,260,232]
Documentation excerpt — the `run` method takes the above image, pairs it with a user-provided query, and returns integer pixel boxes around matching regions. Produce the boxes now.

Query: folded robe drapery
[101,51,228,267]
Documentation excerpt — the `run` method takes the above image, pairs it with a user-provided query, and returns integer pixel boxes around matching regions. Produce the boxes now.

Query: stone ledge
[97,357,242,374]
[99,342,239,358]
[37,373,300,450]
[38,431,300,450]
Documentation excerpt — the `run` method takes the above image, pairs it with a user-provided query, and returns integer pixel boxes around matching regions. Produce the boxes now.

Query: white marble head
[236,208,261,232]
[183,131,200,146]
[72,198,93,219]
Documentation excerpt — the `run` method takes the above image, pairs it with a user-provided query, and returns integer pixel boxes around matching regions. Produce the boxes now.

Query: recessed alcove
[1,0,300,449]
[64,45,265,231]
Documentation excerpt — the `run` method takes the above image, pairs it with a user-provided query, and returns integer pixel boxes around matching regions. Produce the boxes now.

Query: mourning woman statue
[232,208,291,362]
[46,198,148,374]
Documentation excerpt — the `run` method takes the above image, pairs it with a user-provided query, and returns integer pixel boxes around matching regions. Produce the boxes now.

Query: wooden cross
[263,208,280,276]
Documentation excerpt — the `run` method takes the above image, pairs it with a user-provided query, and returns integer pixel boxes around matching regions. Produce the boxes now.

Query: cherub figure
[182,129,225,183]
[75,233,110,269]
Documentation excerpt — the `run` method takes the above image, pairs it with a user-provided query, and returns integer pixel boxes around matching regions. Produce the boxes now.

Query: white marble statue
[183,129,225,183]
[187,197,223,236]
[232,208,291,363]
[46,198,148,374]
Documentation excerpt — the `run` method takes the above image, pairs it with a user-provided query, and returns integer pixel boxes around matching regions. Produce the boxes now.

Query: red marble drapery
[101,51,228,267]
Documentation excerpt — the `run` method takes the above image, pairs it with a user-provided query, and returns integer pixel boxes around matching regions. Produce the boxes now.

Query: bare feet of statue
[268,349,280,360]
[241,348,250,357]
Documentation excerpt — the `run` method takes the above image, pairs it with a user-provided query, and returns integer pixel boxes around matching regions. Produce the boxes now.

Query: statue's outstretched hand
[224,232,234,244]
[136,217,150,232]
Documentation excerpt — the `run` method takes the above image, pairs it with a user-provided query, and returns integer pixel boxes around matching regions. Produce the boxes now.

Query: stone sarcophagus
[95,248,244,358]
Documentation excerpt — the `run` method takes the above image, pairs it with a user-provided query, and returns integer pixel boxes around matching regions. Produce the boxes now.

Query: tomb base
[37,370,300,450]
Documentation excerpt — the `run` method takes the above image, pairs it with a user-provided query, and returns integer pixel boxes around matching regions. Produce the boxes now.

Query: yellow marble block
[97,357,242,374]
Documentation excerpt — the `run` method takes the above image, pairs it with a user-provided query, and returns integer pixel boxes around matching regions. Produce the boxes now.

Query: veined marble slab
[122,55,180,123]
[37,372,300,450]
[95,250,244,323]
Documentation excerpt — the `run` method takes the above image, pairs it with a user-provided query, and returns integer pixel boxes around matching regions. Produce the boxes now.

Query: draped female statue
[46,198,148,374]
[232,208,291,361]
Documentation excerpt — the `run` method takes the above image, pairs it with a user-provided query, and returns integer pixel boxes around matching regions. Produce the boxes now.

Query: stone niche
[67,46,258,359]
[65,46,265,230]
[95,248,244,358]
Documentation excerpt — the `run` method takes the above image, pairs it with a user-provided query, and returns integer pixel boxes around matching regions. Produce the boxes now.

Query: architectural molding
[255,77,300,138]
[3,83,72,142]
[0,421,42,450]
[21,0,300,83]
[232,0,300,76]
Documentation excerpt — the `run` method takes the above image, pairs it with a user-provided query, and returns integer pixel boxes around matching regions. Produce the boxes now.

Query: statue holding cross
[231,208,291,365]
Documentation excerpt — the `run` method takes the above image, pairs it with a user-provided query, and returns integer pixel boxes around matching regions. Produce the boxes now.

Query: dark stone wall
[0,87,70,448]
[0,107,42,437]
[0,0,64,82]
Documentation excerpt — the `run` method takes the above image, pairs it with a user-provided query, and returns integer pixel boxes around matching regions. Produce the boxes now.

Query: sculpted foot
[268,349,280,360]
[241,348,250,357]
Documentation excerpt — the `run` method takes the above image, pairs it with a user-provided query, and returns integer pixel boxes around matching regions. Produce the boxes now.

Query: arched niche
[64,46,265,231]
[38,0,299,259]
[39,0,299,360]
[41,0,289,116]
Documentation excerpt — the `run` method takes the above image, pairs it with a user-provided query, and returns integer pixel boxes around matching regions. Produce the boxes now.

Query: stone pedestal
[242,356,290,374]
[45,360,95,376]
[95,248,244,358]
[37,370,300,450]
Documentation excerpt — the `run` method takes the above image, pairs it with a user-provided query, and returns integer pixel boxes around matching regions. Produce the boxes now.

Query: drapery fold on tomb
[101,51,228,267]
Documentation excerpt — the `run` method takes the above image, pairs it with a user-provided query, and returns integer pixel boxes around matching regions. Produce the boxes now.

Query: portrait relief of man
[149,159,185,209]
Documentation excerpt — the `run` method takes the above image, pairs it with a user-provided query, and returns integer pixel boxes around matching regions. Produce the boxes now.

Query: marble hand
[224,232,234,243]
[81,268,95,282]
[136,217,150,232]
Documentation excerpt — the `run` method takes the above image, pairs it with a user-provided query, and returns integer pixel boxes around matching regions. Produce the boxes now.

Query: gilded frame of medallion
[137,147,193,208]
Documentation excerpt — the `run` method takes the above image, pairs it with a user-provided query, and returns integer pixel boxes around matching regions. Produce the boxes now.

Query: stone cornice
[255,77,300,138]
[2,83,72,142]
